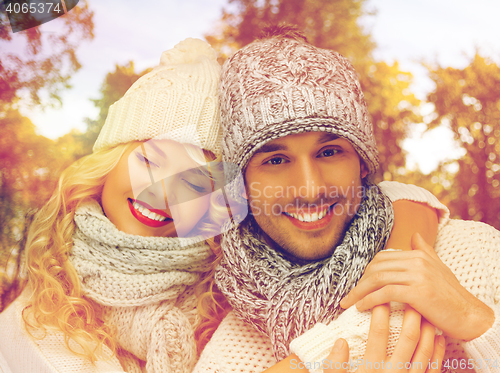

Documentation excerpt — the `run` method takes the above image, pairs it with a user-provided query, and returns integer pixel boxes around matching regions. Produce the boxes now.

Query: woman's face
[101,140,214,238]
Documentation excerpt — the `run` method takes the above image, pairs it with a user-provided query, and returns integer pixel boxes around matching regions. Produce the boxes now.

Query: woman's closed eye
[182,178,209,194]
[136,152,160,168]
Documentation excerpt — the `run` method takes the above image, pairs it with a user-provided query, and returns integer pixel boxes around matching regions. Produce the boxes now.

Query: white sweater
[0,292,125,373]
[194,182,500,373]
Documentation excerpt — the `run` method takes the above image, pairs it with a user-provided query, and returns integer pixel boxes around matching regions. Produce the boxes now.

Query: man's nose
[290,158,327,200]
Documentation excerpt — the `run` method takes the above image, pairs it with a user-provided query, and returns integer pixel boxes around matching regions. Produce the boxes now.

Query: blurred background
[1,0,500,303]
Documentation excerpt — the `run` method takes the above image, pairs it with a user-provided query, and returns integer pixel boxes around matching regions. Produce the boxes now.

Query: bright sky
[12,0,500,174]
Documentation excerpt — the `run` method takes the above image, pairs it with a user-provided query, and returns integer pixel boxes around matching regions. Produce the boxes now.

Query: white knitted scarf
[215,183,394,360]
[70,201,214,373]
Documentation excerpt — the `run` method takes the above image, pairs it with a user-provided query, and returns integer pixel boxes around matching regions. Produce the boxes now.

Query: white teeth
[132,201,166,221]
[286,206,330,223]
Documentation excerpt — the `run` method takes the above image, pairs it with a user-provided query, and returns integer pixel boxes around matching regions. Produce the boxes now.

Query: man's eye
[136,153,159,168]
[265,157,286,165]
[319,148,338,157]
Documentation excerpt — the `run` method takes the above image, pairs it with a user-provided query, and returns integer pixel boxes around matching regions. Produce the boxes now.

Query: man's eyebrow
[253,133,340,155]
[253,143,288,154]
[317,133,340,144]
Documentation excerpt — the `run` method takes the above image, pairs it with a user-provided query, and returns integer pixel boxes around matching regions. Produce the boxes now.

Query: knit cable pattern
[219,36,378,175]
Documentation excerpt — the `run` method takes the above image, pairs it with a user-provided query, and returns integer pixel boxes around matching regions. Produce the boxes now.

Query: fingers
[340,252,430,309]
[341,279,407,311]
[342,267,423,311]
[409,318,436,372]
[354,285,412,312]
[324,339,349,373]
[364,304,390,362]
[426,335,446,373]
[391,305,422,364]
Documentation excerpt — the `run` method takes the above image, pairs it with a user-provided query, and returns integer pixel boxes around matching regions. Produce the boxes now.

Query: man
[194,26,499,373]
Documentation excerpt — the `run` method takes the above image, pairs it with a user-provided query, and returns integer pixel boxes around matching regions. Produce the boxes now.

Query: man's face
[244,131,368,261]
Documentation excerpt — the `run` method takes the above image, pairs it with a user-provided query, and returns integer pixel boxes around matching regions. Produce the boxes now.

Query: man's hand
[340,233,494,341]
[325,305,445,373]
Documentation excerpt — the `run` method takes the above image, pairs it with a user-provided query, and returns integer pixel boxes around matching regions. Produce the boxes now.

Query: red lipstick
[128,199,172,228]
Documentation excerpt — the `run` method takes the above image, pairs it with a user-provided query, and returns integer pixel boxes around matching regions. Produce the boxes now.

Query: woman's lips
[127,198,173,228]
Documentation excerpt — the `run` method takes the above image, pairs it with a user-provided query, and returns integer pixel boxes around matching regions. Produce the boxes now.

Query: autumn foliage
[427,55,500,227]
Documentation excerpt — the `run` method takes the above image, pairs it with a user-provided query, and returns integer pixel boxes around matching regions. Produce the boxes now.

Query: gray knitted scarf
[215,183,394,360]
[69,201,214,373]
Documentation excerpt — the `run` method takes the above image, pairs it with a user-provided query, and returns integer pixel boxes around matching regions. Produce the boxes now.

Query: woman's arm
[387,200,438,249]
[379,181,448,250]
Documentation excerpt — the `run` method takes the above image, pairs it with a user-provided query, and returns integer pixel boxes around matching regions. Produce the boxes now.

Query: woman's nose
[136,178,171,210]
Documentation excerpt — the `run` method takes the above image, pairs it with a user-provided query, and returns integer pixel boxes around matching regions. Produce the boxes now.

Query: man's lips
[283,203,336,230]
[127,198,173,228]
[284,204,332,215]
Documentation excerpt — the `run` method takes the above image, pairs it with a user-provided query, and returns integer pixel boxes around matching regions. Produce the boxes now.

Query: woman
[0,37,233,373]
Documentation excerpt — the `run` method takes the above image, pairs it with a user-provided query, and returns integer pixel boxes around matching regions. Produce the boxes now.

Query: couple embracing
[0,24,498,373]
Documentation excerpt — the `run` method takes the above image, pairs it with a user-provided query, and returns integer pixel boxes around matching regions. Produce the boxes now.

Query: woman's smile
[127,198,173,228]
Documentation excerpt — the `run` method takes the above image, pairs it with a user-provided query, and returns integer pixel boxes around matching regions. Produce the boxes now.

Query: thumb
[411,232,437,257]
[324,339,349,373]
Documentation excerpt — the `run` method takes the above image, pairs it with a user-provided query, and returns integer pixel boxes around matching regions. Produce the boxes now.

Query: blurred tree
[0,1,94,306]
[397,163,456,216]
[207,0,421,181]
[207,0,374,65]
[0,0,94,107]
[427,54,500,229]
[362,61,420,181]
[0,108,62,308]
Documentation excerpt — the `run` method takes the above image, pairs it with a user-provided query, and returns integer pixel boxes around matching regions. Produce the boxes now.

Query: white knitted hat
[220,26,378,174]
[93,38,222,156]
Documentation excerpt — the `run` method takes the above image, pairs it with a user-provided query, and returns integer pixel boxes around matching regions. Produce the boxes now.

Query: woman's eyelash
[136,153,159,168]
[183,179,206,193]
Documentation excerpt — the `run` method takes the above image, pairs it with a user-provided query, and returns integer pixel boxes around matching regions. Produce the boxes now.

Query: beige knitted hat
[93,38,222,156]
[219,25,378,174]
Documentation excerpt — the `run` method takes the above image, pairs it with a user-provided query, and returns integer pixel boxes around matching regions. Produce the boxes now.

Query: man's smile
[283,203,334,223]
[282,203,337,230]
